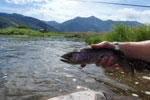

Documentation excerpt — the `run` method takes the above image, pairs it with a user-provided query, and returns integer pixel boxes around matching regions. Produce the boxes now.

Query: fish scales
[61,48,150,75]
[61,48,134,75]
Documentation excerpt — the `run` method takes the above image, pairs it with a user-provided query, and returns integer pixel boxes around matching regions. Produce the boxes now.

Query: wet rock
[47,90,108,100]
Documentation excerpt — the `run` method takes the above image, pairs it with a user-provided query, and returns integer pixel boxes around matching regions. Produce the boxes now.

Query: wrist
[113,42,120,50]
[118,42,131,55]
[119,42,128,51]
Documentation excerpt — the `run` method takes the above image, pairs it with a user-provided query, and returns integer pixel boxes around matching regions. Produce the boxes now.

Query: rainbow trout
[61,48,135,75]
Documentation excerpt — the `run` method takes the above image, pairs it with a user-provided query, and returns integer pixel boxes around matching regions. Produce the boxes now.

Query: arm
[91,41,150,68]
[119,41,150,62]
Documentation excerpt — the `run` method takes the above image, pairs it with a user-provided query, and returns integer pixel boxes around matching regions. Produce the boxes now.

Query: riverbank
[0,24,150,44]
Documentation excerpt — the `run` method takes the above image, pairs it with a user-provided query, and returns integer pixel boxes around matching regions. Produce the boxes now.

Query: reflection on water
[0,36,149,100]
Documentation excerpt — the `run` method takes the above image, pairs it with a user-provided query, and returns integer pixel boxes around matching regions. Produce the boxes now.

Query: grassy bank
[0,27,64,37]
[0,27,105,41]
[0,25,150,44]
[86,24,150,44]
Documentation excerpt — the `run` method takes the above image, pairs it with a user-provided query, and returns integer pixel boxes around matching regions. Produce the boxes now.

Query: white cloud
[106,8,150,24]
[25,0,81,22]
[4,0,150,24]
[24,0,119,22]
[5,0,48,4]
[5,0,10,3]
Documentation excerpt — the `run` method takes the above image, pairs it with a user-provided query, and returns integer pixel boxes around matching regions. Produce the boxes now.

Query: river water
[0,36,149,100]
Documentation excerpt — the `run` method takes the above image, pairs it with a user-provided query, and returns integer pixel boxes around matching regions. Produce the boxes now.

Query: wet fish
[61,48,134,75]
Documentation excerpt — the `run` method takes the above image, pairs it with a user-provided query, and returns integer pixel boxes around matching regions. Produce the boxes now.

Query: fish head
[61,52,87,64]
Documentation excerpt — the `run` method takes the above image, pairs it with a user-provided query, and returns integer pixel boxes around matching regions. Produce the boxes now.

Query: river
[0,36,149,100]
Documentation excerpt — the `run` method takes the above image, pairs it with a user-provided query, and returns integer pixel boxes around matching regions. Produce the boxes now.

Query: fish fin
[80,64,86,68]
[130,66,135,77]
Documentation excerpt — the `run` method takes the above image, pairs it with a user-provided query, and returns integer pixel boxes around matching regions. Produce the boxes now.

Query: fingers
[80,55,119,68]
[111,64,119,68]
[91,41,119,68]
[91,41,115,49]
[96,56,119,68]
[96,56,108,66]
[105,56,114,67]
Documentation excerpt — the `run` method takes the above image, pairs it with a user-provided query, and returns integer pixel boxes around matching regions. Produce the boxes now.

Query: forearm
[119,40,150,62]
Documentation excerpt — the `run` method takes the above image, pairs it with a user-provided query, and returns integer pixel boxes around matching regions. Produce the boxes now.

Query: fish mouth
[60,55,72,63]
[60,52,74,64]
[60,58,71,63]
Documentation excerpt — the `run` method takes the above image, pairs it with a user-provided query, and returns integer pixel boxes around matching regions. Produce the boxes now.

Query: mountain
[46,21,60,28]
[0,13,57,31]
[0,13,143,32]
[47,16,143,32]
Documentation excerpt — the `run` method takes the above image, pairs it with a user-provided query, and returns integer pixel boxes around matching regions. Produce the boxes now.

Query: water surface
[0,36,149,100]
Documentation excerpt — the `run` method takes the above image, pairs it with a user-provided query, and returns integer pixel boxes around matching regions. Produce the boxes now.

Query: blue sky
[0,0,150,24]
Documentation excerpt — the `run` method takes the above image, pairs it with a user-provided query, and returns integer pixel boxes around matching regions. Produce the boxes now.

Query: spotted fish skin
[61,48,134,75]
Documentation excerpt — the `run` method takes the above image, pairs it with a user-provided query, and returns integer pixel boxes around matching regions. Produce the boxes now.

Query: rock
[47,90,108,100]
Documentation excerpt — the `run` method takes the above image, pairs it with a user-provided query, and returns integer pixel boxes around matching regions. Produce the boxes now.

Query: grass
[86,24,150,44]
[0,27,64,37]
[0,24,150,44]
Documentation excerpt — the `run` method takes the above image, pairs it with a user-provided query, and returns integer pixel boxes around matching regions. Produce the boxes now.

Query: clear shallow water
[0,36,148,100]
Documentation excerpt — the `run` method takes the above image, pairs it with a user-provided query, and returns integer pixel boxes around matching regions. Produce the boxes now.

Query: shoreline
[0,24,150,45]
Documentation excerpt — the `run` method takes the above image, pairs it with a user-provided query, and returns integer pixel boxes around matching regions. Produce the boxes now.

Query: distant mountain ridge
[0,13,57,31]
[47,16,143,32]
[0,12,144,32]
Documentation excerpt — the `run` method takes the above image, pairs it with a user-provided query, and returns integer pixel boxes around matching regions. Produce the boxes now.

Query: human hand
[90,41,115,49]
[91,41,119,68]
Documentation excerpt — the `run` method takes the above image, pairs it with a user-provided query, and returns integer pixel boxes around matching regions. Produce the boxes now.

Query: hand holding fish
[61,42,134,74]
[61,40,150,75]
[90,41,119,68]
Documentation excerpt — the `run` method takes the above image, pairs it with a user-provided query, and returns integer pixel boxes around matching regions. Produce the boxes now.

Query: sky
[0,0,150,24]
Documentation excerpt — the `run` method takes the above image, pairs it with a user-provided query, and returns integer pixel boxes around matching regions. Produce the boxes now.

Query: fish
[61,48,135,75]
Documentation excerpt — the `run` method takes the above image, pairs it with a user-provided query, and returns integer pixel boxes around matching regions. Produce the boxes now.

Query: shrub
[17,25,27,29]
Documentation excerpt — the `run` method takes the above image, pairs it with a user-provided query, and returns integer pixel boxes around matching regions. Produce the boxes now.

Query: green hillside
[0,13,57,31]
